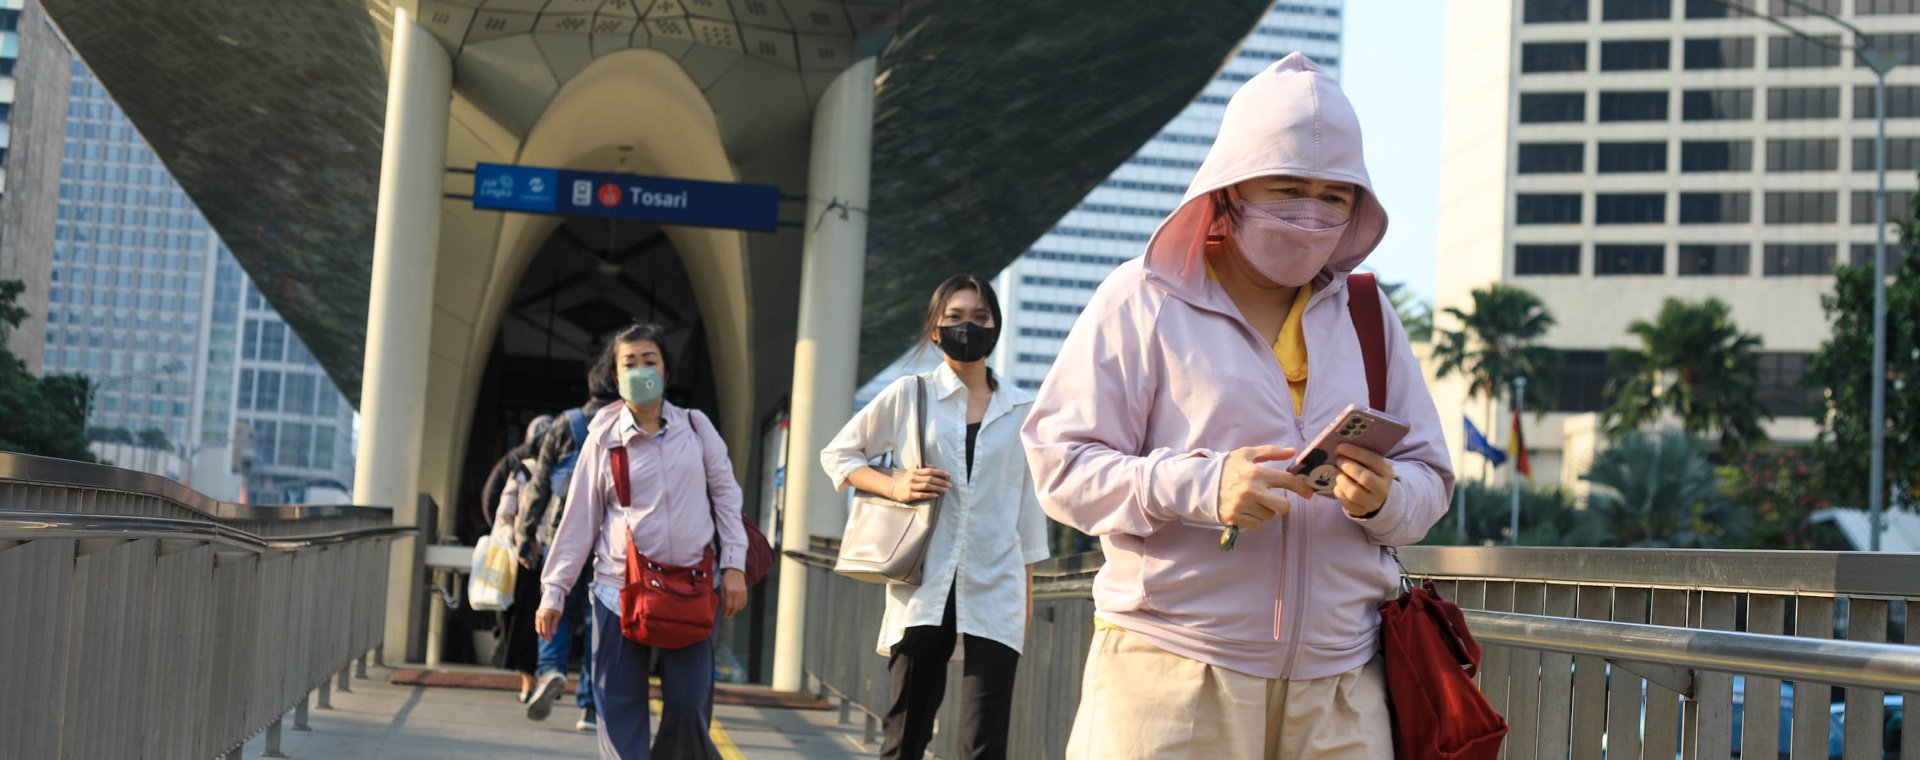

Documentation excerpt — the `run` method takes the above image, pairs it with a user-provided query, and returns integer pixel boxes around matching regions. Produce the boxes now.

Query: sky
[1340,0,1448,305]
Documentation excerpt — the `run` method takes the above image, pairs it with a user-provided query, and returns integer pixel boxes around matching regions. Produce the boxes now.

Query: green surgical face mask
[619,366,665,406]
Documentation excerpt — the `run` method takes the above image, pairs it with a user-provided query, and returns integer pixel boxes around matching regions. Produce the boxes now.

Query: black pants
[881,588,1020,760]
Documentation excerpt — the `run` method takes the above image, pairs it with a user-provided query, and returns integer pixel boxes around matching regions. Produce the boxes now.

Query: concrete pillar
[771,57,876,692]
[353,4,453,662]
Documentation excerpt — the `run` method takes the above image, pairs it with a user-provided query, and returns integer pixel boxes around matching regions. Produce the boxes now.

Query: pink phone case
[1287,404,1411,495]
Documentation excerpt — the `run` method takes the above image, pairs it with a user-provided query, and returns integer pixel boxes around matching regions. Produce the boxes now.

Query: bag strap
[911,375,929,471]
[1346,272,1388,412]
[608,443,631,508]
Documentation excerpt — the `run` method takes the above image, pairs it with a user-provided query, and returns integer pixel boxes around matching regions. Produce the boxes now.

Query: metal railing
[0,453,404,760]
[794,542,1920,760]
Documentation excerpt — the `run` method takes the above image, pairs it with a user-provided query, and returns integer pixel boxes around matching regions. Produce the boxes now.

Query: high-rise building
[858,1,1346,404]
[1434,0,1917,485]
[0,0,71,374]
[37,59,353,499]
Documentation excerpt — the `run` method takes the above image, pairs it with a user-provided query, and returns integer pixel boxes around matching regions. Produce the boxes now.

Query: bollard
[317,680,333,710]
[865,712,878,745]
[337,666,352,694]
[262,716,288,758]
[356,652,369,680]
[839,695,851,725]
[293,696,311,731]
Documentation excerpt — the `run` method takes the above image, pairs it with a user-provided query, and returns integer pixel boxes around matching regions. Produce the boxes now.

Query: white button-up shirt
[822,364,1052,656]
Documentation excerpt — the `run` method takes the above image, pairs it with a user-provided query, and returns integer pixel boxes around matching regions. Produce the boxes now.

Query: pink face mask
[1231,198,1350,287]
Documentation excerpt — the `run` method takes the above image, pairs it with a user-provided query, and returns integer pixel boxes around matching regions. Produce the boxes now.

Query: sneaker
[518,689,530,704]
[526,671,566,721]
[574,706,597,732]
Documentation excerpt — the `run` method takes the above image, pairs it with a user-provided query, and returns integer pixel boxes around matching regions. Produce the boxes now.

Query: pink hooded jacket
[1021,54,1454,681]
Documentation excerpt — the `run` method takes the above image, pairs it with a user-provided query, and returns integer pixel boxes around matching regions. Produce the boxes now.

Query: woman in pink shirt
[536,322,749,760]
[1021,54,1455,759]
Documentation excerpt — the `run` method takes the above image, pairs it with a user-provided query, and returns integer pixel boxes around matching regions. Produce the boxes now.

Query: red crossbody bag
[1348,273,1509,759]
[608,445,716,650]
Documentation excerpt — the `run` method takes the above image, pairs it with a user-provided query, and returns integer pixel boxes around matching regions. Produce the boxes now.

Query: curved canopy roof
[42,0,1268,397]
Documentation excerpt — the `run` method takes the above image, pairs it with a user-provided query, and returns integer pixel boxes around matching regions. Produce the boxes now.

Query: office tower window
[317,388,338,416]
[1764,192,1838,224]
[1769,35,1841,68]
[1770,0,1841,14]
[1850,191,1908,224]
[315,427,337,470]
[1853,244,1897,269]
[1599,91,1669,121]
[1765,138,1839,171]
[1850,137,1920,172]
[1678,192,1751,224]
[1767,87,1840,119]
[1853,85,1920,118]
[1682,89,1754,121]
[1525,0,1588,22]
[1681,140,1754,172]
[1764,244,1836,275]
[1684,37,1754,69]
[254,370,282,413]
[1596,193,1666,224]
[1517,193,1584,224]
[283,374,317,415]
[1755,353,1821,416]
[1859,0,1920,13]
[1552,351,1629,412]
[1678,244,1752,275]
[1522,42,1588,73]
[1595,245,1666,275]
[1520,92,1586,123]
[1597,141,1666,172]
[1602,0,1671,20]
[1601,40,1670,70]
[1515,244,1582,275]
[1518,142,1585,173]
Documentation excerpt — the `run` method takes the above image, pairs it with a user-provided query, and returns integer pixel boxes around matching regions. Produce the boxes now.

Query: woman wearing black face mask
[820,274,1052,760]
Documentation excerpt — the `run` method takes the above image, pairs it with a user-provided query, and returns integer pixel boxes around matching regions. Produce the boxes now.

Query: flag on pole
[1464,416,1508,467]
[1509,407,1532,481]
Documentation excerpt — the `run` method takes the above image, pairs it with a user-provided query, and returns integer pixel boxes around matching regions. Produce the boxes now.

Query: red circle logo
[597,183,621,207]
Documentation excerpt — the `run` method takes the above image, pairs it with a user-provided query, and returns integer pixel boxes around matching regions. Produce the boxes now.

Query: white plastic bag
[468,526,518,611]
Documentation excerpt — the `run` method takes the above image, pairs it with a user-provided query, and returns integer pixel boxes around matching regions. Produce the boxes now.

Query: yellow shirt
[1207,261,1312,414]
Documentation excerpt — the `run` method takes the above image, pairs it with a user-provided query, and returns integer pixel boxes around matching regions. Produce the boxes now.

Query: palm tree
[1381,280,1434,342]
[1600,297,1771,457]
[1576,430,1751,548]
[1431,283,1562,439]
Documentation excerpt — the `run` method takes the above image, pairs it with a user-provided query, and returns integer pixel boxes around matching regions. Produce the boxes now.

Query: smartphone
[1219,404,1412,551]
[1287,405,1411,495]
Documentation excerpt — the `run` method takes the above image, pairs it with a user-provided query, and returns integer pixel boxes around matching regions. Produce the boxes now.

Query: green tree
[1432,283,1561,429]
[1804,247,1920,509]
[1578,431,1751,548]
[1420,479,1592,547]
[135,427,172,451]
[1719,448,1850,550]
[1601,298,1772,457]
[0,280,95,461]
[1381,280,1433,343]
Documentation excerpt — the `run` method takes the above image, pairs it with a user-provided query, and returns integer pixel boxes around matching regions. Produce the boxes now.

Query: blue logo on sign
[473,162,778,232]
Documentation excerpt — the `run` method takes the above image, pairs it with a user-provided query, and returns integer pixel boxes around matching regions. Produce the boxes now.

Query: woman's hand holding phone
[1332,444,1395,518]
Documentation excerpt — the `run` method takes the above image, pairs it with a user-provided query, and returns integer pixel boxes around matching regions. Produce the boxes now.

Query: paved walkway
[239,666,877,759]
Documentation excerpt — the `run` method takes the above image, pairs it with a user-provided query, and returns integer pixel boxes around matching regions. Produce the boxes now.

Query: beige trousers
[1064,626,1393,760]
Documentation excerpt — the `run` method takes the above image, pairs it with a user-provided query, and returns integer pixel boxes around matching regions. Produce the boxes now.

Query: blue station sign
[471,162,779,232]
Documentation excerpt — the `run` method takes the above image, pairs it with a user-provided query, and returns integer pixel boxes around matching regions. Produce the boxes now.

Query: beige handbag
[834,375,940,585]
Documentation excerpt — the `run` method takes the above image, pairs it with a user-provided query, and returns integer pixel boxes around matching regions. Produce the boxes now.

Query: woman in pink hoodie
[1021,54,1454,759]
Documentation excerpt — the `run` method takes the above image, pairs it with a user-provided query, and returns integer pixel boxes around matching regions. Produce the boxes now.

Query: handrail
[1398,545,1920,598]
[0,511,415,551]
[0,451,392,520]
[1468,609,1920,693]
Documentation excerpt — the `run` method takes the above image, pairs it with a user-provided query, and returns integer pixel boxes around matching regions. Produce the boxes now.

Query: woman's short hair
[588,322,672,399]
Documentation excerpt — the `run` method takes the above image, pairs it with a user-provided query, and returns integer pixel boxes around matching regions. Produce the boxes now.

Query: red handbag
[1377,574,1508,759]
[609,445,717,650]
[1348,275,1507,758]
